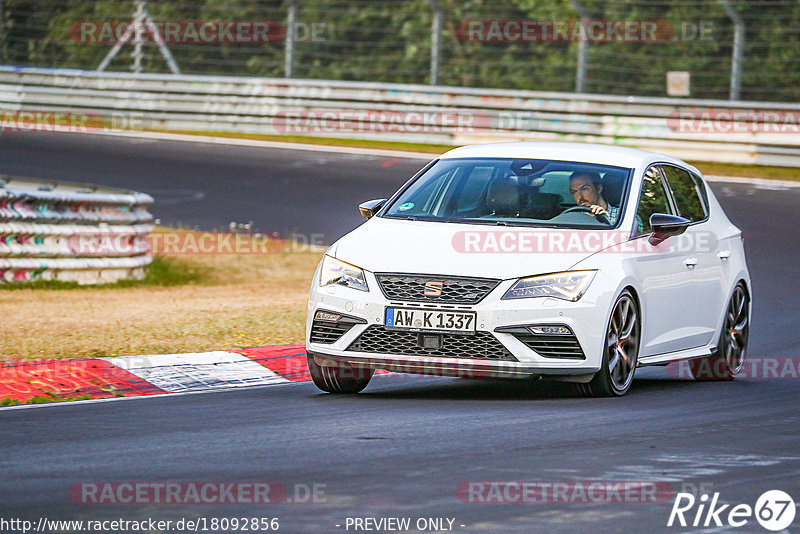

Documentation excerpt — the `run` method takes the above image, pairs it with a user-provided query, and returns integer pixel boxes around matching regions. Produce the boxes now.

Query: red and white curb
[0,345,310,405]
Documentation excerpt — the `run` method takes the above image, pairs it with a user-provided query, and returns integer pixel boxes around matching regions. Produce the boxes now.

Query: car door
[661,165,723,346]
[631,165,700,357]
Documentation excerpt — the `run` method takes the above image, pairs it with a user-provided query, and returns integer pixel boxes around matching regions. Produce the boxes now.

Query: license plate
[385,307,476,334]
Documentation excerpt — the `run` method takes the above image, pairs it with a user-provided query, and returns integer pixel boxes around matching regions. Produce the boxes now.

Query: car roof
[438,142,702,175]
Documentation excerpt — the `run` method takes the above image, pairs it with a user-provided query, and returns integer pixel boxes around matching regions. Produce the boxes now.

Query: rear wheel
[307,353,374,393]
[577,289,640,397]
[689,283,749,381]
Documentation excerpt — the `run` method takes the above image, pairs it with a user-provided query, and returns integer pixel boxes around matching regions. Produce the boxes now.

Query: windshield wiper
[385,214,418,221]
[455,218,566,228]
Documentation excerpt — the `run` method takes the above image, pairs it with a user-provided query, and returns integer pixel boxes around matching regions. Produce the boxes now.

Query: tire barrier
[0,175,153,284]
[1,65,800,166]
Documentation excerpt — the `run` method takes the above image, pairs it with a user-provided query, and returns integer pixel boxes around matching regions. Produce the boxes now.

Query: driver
[569,171,618,224]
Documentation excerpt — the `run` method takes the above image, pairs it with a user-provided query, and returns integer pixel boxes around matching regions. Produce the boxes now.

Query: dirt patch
[0,230,323,361]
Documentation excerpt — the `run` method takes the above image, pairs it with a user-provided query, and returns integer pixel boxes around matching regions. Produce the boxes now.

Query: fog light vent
[529,325,571,336]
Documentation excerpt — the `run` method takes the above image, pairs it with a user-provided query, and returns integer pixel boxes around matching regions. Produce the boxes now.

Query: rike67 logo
[668,490,795,531]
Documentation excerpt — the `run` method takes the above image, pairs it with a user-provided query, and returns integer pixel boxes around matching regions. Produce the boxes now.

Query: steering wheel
[561,205,610,224]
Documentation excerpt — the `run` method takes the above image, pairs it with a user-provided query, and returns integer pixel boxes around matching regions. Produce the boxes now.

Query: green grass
[26,394,94,404]
[117,255,212,287]
[156,129,455,154]
[687,161,800,182]
[0,256,212,291]
[0,394,94,406]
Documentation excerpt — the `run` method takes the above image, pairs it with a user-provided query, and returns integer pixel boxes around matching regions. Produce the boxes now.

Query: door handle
[717,250,731,261]
[684,257,699,269]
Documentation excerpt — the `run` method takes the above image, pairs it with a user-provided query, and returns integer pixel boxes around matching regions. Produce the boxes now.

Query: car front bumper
[306,269,618,380]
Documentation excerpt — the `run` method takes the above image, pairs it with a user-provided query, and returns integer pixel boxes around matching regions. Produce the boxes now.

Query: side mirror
[648,213,691,245]
[358,199,387,220]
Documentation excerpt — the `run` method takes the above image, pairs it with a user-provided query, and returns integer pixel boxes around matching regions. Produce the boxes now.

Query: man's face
[570,175,603,206]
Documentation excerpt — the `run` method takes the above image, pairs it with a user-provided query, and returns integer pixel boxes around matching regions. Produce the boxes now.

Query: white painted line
[101,352,289,393]
[102,351,254,369]
[88,130,436,159]
[127,362,288,393]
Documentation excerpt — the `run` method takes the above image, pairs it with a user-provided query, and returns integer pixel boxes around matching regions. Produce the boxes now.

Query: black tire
[307,353,374,393]
[577,289,641,397]
[689,282,749,381]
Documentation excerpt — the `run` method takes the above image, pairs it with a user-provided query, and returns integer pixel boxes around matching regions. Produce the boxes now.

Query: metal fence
[1,66,799,166]
[0,0,798,102]
[0,174,153,284]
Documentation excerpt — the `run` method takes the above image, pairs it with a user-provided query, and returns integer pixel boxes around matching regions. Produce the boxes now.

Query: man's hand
[586,204,609,217]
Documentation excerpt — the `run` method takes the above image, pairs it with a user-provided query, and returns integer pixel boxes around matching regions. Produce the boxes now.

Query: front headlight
[319,255,369,292]
[502,270,596,301]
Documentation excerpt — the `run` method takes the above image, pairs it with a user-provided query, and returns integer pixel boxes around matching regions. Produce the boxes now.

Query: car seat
[485,178,520,217]
[600,170,627,208]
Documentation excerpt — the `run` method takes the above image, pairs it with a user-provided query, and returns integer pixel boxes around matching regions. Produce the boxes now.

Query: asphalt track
[0,132,427,243]
[2,132,800,533]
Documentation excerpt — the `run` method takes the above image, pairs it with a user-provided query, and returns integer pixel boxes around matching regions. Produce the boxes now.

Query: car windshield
[383,158,632,229]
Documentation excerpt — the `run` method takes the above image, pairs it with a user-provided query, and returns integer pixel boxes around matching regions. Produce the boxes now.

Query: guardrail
[1,66,799,166]
[0,175,153,284]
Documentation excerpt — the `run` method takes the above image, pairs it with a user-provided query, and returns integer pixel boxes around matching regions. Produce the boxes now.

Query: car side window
[662,165,707,222]
[636,166,673,233]
[691,172,710,213]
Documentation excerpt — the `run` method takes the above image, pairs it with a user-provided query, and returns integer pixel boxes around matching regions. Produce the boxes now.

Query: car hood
[332,217,603,280]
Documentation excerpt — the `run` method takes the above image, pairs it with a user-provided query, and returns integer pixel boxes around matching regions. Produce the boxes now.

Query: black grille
[309,320,355,344]
[347,326,517,361]
[309,311,366,345]
[499,327,586,360]
[375,274,499,304]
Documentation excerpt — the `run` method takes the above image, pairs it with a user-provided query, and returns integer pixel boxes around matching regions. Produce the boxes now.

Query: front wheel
[689,283,749,381]
[577,289,640,397]
[307,353,374,393]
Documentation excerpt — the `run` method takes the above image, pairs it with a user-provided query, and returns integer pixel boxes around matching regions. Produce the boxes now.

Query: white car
[305,142,751,396]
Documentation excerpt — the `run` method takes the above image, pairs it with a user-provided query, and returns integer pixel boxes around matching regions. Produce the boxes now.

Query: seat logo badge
[424,281,443,297]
